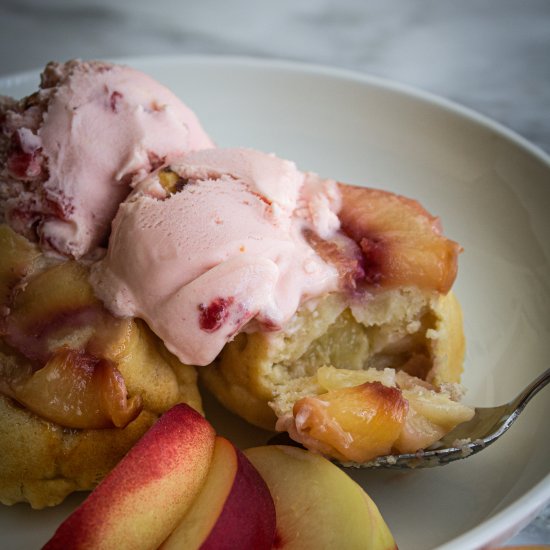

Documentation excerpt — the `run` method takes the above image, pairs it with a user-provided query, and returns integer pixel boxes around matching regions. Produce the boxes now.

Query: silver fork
[366,367,550,469]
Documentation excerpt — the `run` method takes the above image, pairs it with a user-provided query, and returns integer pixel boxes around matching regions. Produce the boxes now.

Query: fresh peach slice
[292,381,408,462]
[161,436,275,550]
[338,184,461,293]
[245,445,397,550]
[43,404,216,550]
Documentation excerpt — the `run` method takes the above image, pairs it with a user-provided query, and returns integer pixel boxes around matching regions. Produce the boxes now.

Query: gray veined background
[0,0,549,154]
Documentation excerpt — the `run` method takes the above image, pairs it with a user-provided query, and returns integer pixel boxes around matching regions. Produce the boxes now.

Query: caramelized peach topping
[5,347,142,429]
[2,260,103,364]
[338,184,461,293]
[292,382,408,463]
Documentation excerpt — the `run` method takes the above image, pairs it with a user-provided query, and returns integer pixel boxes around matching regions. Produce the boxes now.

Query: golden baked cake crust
[0,398,157,508]
[0,357,201,509]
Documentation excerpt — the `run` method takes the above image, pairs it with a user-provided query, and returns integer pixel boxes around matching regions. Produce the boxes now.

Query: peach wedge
[43,404,216,550]
[161,436,275,550]
[245,445,397,550]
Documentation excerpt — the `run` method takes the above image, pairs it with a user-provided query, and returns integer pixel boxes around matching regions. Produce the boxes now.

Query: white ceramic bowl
[0,56,548,550]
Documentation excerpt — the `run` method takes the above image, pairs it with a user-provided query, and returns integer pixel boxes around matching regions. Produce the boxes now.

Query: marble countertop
[1,0,549,155]
[0,0,548,547]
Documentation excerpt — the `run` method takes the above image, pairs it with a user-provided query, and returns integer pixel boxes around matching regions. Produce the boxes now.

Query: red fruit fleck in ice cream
[6,129,43,180]
[199,297,235,332]
[109,90,123,113]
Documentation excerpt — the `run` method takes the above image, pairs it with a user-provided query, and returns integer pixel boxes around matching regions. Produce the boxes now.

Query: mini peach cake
[0,225,202,508]
[200,183,474,464]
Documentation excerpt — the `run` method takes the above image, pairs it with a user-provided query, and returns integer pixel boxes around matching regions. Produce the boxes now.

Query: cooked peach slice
[286,367,474,460]
[9,347,142,429]
[3,260,103,362]
[395,386,475,453]
[338,184,461,293]
[43,404,216,550]
[0,247,201,429]
[316,364,396,391]
[292,381,408,462]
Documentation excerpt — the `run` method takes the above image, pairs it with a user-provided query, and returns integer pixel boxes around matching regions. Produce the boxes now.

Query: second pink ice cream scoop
[91,148,345,365]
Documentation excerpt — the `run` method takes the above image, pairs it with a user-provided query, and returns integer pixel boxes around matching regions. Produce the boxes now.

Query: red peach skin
[161,436,276,549]
[43,404,216,550]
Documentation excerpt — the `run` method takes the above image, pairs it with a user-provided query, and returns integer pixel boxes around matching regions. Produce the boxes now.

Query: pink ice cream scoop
[91,148,349,366]
[0,60,214,258]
